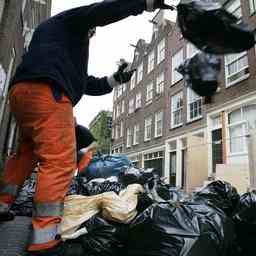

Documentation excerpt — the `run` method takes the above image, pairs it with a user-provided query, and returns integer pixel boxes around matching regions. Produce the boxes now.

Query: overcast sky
[51,0,178,127]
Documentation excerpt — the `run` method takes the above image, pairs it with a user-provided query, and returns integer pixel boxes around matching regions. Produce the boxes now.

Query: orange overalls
[0,82,76,251]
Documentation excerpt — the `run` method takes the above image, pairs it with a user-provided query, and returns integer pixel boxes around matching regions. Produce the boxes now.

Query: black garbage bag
[232,191,256,256]
[84,154,132,180]
[192,180,240,216]
[11,173,36,216]
[67,215,127,256]
[177,52,221,97]
[177,0,255,54]
[78,177,123,196]
[119,167,157,186]
[126,202,235,256]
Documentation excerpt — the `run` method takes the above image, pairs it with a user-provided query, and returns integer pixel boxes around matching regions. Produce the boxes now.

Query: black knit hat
[75,124,97,151]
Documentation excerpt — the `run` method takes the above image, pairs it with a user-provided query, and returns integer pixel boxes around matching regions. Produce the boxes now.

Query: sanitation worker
[0,0,172,255]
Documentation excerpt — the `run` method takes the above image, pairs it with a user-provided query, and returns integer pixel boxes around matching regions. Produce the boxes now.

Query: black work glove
[153,0,175,10]
[114,62,135,84]
[108,62,136,87]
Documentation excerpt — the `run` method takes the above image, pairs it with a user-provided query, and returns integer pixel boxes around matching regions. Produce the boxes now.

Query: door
[212,128,223,173]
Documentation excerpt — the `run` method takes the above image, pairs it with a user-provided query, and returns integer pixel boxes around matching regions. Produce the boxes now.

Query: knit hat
[75,125,97,151]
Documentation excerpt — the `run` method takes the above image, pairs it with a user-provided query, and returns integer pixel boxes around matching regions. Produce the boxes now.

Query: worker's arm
[85,76,113,96]
[55,0,171,30]
[85,62,135,95]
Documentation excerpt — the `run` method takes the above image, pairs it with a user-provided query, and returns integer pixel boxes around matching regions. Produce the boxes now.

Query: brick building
[0,0,52,160]
[111,0,256,192]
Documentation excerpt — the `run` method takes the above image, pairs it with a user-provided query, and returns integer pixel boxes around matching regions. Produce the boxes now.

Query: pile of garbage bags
[12,159,256,256]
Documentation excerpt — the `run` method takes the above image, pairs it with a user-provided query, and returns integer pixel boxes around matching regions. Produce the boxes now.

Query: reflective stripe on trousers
[33,202,64,217]
[30,224,61,245]
[0,202,11,213]
[0,183,19,197]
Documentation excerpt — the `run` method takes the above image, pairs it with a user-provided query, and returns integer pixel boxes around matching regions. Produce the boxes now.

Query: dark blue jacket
[12,0,149,106]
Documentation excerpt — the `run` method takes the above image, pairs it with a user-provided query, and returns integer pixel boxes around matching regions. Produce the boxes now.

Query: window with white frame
[224,52,249,87]
[157,39,165,64]
[118,85,123,97]
[133,124,140,145]
[155,111,163,137]
[122,83,126,93]
[121,100,125,113]
[225,0,242,21]
[224,0,249,87]
[112,107,116,121]
[135,92,142,109]
[120,121,124,137]
[187,88,202,121]
[146,82,153,103]
[128,98,134,114]
[228,105,256,154]
[172,49,184,85]
[148,50,155,73]
[115,125,119,139]
[130,72,136,90]
[156,72,164,94]
[171,92,183,128]
[116,103,121,118]
[249,0,256,14]
[112,126,115,139]
[144,117,152,141]
[137,63,143,83]
[126,128,132,148]
[186,42,199,59]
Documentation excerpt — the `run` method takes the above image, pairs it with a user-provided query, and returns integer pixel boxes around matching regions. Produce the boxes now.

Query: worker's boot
[0,202,15,222]
[22,243,66,256]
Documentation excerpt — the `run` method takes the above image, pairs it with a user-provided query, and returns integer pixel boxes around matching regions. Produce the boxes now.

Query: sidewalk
[0,216,31,256]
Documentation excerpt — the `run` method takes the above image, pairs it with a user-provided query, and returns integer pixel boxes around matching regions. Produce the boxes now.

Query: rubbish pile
[11,154,256,256]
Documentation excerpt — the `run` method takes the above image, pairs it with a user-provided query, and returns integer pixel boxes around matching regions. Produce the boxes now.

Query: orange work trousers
[0,82,76,251]
[77,150,93,173]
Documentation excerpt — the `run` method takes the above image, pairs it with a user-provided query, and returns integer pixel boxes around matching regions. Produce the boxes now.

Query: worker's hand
[153,0,175,10]
[114,62,136,84]
[108,62,136,87]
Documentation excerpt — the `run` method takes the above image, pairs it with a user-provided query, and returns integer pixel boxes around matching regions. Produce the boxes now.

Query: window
[155,111,163,137]
[249,0,256,14]
[112,126,115,140]
[133,124,140,145]
[137,63,143,83]
[187,88,202,121]
[146,82,153,103]
[228,105,256,154]
[116,103,121,118]
[130,72,136,90]
[120,121,124,137]
[224,0,249,87]
[0,64,6,97]
[128,98,134,114]
[112,107,115,121]
[144,117,152,141]
[135,92,142,109]
[171,92,183,128]
[225,0,242,21]
[122,83,126,93]
[186,42,199,59]
[113,89,117,101]
[156,72,164,94]
[224,52,249,87]
[121,100,125,113]
[126,128,132,148]
[148,50,155,73]
[115,125,119,139]
[117,85,122,97]
[157,39,165,64]
[172,49,184,85]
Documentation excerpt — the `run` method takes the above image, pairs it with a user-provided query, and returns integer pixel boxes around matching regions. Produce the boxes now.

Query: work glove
[108,61,136,87]
[151,0,175,10]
